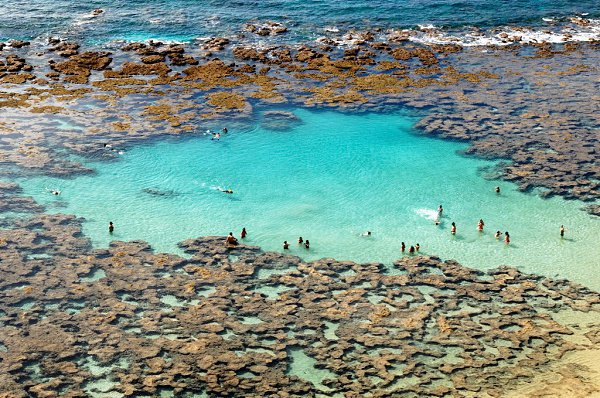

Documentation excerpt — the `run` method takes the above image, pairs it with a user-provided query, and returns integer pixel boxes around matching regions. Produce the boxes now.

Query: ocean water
[0,0,599,44]
[19,109,600,289]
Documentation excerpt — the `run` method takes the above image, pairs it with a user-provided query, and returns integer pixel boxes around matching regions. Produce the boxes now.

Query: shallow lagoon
[20,109,600,289]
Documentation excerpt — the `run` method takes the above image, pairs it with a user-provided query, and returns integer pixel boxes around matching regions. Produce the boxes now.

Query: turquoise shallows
[20,109,600,289]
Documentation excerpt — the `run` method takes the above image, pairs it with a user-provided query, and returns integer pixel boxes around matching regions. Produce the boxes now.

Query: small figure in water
[415,243,420,252]
[304,240,310,249]
[211,132,221,141]
[298,237,303,244]
[438,205,443,215]
[226,232,238,246]
[409,245,415,254]
[222,127,228,134]
[283,241,289,250]
[495,186,501,194]
[241,227,247,239]
[51,190,61,196]
[560,225,565,238]
[108,221,114,234]
[478,219,485,232]
[451,222,456,235]
[362,231,372,236]
[220,188,234,194]
[434,216,440,226]
[401,242,405,253]
[495,230,502,239]
[504,231,510,245]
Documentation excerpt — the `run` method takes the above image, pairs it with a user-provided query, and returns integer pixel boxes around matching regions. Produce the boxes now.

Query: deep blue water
[0,0,598,43]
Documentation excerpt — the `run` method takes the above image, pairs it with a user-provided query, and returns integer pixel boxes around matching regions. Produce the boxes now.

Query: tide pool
[19,109,600,289]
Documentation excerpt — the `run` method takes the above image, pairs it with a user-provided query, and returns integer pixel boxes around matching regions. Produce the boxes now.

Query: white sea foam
[406,17,600,46]
[415,208,439,221]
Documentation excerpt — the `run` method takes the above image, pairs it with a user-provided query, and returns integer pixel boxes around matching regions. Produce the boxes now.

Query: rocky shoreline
[0,34,598,212]
[0,183,598,397]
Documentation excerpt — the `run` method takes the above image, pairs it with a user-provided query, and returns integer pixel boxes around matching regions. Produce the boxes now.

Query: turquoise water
[19,109,600,289]
[1,0,598,43]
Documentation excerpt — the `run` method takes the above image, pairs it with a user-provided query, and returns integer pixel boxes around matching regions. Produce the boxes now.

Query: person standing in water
[495,230,502,239]
[409,246,415,254]
[241,228,247,239]
[451,222,456,235]
[304,240,310,249]
[109,222,114,234]
[560,225,565,238]
[438,205,443,215]
[415,243,420,252]
[478,219,485,232]
[504,231,510,245]
[401,242,405,253]
[283,241,289,250]
[298,237,303,245]
[495,186,500,194]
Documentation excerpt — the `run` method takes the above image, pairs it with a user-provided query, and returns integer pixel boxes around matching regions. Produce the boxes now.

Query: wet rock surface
[0,188,599,397]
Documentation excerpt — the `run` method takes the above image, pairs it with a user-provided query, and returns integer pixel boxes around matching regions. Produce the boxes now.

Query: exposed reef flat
[0,186,599,397]
[0,36,599,209]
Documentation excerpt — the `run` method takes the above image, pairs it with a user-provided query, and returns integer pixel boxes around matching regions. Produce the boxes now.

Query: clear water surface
[19,109,600,290]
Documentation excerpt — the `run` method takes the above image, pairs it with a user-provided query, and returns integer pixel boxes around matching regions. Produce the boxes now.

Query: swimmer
[304,240,310,249]
[108,221,114,234]
[103,143,112,148]
[220,188,234,194]
[495,186,501,194]
[504,231,510,245]
[415,243,420,252]
[451,222,456,235]
[298,237,303,244]
[211,132,221,141]
[434,216,440,225]
[401,242,405,253]
[409,245,415,254]
[495,230,502,239]
[477,219,485,232]
[222,127,228,134]
[50,189,61,196]
[225,232,238,246]
[362,231,372,236]
[283,240,289,250]
[241,227,247,239]
[438,205,443,215]
[560,225,565,238]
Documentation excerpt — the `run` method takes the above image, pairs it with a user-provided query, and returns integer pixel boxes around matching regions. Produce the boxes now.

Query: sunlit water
[19,109,600,289]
